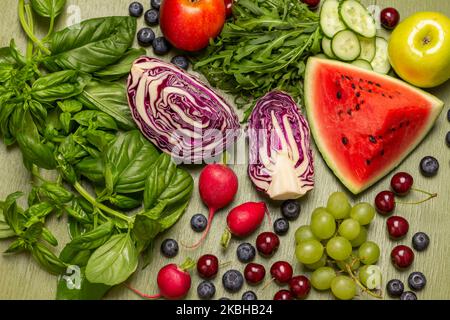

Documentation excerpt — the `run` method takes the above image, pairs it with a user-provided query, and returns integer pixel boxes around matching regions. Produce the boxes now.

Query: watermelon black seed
[351,84,356,89]
[342,137,349,145]
[368,81,373,85]
[355,104,360,111]
[356,92,361,97]
[337,91,342,99]
[380,150,385,156]
[368,89,373,93]
[347,109,352,115]
[366,159,371,165]
[375,83,381,87]
[369,136,377,144]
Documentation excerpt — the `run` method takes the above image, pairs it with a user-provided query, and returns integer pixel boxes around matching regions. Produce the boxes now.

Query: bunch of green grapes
[294,192,383,300]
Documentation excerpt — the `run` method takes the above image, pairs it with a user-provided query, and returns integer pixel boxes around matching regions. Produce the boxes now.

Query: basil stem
[18,0,51,56]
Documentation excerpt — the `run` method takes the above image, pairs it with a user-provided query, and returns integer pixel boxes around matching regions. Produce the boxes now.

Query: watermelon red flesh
[305,58,443,194]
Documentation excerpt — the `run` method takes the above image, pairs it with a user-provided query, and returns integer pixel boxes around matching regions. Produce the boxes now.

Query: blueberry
[160,239,178,258]
[222,270,244,292]
[152,37,171,55]
[273,218,289,235]
[386,279,404,297]
[236,242,256,263]
[151,0,162,10]
[171,55,190,70]
[144,9,159,26]
[281,200,301,220]
[197,281,216,299]
[420,156,439,177]
[242,291,257,300]
[412,232,430,252]
[137,28,155,47]
[191,214,207,232]
[408,272,427,291]
[400,291,417,300]
[129,2,144,17]
[446,132,450,147]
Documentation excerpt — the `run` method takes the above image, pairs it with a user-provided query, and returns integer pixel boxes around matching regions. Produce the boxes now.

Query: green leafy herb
[94,48,146,80]
[30,0,66,18]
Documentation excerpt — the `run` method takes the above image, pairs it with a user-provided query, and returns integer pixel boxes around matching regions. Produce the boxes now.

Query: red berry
[224,0,233,18]
[244,263,266,285]
[270,261,293,284]
[380,7,400,30]
[256,232,280,256]
[387,216,409,239]
[197,254,219,279]
[301,0,320,9]
[391,245,415,269]
[375,191,396,215]
[273,289,293,300]
[391,172,414,196]
[289,275,311,299]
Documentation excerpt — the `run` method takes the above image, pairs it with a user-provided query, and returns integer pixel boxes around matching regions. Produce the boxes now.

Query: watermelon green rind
[304,57,444,194]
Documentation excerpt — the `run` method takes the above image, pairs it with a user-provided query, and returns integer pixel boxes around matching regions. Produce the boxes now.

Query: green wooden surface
[0,0,449,300]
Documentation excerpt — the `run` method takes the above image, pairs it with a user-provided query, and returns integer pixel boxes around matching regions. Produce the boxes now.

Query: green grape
[295,239,324,264]
[358,241,380,265]
[359,265,382,290]
[311,211,336,240]
[338,219,361,240]
[295,225,317,244]
[326,236,352,261]
[311,267,336,290]
[350,227,368,247]
[311,207,330,221]
[305,253,327,270]
[331,276,357,300]
[336,255,361,272]
[350,203,376,225]
[327,192,351,219]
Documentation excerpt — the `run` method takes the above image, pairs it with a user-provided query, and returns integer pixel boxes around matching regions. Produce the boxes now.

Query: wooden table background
[0,0,449,300]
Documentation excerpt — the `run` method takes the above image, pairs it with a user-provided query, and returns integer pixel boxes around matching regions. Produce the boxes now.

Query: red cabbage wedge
[127,57,240,163]
[248,91,314,200]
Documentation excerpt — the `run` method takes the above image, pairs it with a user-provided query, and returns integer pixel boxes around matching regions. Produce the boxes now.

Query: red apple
[160,0,226,52]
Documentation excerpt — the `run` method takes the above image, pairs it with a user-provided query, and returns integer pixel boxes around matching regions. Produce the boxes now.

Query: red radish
[221,202,269,248]
[126,259,195,300]
[186,164,238,248]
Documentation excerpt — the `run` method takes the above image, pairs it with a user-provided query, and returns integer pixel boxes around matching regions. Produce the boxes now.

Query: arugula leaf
[56,267,110,300]
[43,16,136,73]
[30,0,66,18]
[105,131,159,194]
[78,79,135,130]
[85,233,138,286]
[94,48,146,80]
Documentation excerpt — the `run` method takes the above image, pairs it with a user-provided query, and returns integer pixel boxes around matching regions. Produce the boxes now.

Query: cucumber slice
[358,36,376,62]
[322,37,336,58]
[351,59,373,71]
[371,37,391,74]
[320,0,346,38]
[331,30,361,62]
[339,0,376,38]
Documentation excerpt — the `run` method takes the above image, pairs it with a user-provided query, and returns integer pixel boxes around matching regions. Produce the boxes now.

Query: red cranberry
[224,0,233,18]
[289,275,311,299]
[301,0,321,10]
[197,254,219,279]
[375,191,396,215]
[387,216,409,239]
[391,172,414,196]
[380,7,400,30]
[391,245,415,269]
[244,263,266,285]
[270,261,293,284]
[256,232,280,256]
[273,289,293,300]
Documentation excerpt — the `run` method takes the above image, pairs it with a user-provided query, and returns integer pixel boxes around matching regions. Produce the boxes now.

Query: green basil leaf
[24,202,54,228]
[78,79,135,130]
[108,194,141,210]
[5,238,27,254]
[67,221,113,250]
[22,222,44,243]
[55,153,77,184]
[58,135,88,164]
[29,100,48,127]
[40,182,74,204]
[157,169,194,205]
[133,212,162,250]
[56,267,110,300]
[57,99,83,113]
[94,48,146,80]
[60,112,71,134]
[43,16,136,73]
[31,70,91,102]
[0,63,14,83]
[85,233,138,286]
[59,246,91,266]
[0,47,16,64]
[42,227,59,246]
[31,242,67,275]
[83,129,116,152]
[3,191,25,234]
[73,110,118,131]
[30,0,66,18]
[158,199,191,231]
[106,131,159,194]
[0,203,16,239]
[9,40,26,66]
[16,111,57,170]
[0,103,18,146]
[75,157,104,184]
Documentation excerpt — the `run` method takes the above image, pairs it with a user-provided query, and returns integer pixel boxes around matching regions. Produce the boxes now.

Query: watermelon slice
[304,58,443,194]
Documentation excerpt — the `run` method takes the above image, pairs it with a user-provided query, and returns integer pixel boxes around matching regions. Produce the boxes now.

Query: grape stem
[345,264,383,299]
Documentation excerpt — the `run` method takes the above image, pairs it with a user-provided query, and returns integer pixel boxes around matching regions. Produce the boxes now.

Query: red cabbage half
[127,57,240,163]
[248,91,314,200]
